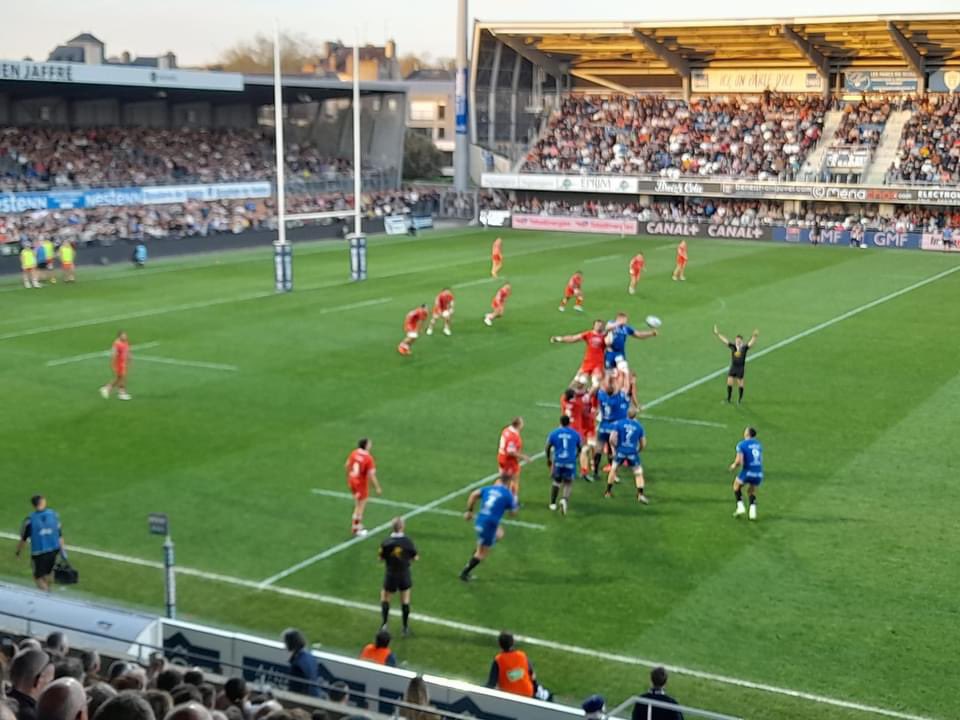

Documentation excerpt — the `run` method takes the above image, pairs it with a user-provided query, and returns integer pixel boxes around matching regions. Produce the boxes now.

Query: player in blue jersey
[730,426,763,520]
[603,312,657,379]
[605,408,648,503]
[460,474,519,581]
[545,415,583,515]
[593,372,631,480]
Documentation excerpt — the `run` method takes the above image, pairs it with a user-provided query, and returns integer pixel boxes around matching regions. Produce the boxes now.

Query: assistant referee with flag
[15,495,64,592]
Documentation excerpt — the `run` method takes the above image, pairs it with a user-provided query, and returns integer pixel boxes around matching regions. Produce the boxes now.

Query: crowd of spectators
[885,94,960,184]
[831,98,893,147]
[0,628,686,720]
[522,93,827,180]
[0,128,352,191]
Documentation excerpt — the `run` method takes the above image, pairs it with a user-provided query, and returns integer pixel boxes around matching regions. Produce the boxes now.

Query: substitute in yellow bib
[20,244,40,289]
[59,241,76,283]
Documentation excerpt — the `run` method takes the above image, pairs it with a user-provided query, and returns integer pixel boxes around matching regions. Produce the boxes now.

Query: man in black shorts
[378,517,418,636]
[713,326,759,405]
[15,495,64,591]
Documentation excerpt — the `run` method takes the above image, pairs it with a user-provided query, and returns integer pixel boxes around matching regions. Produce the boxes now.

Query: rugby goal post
[272,25,365,291]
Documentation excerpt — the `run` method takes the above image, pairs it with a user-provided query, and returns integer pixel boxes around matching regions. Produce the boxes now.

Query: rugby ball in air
[645,315,662,329]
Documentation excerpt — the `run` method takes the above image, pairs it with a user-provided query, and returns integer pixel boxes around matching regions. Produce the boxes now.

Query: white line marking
[0,530,934,720]
[640,414,727,429]
[535,401,560,409]
[46,341,161,367]
[258,453,547,588]
[452,277,496,289]
[268,264,960,585]
[316,297,391,314]
[310,489,546,530]
[583,253,621,264]
[135,355,239,372]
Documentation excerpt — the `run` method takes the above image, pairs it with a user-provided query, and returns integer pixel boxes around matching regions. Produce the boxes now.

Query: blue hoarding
[844,70,918,93]
[772,226,922,250]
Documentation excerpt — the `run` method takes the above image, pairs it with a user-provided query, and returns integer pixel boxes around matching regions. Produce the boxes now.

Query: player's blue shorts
[551,464,576,482]
[604,351,627,370]
[614,452,641,468]
[738,471,763,486]
[474,519,500,547]
[597,424,615,445]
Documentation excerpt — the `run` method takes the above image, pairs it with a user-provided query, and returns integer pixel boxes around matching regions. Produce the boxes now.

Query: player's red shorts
[580,361,602,376]
[113,362,127,377]
[404,320,419,333]
[492,253,503,263]
[564,285,580,298]
[432,304,447,317]
[62,263,75,270]
[630,268,642,279]
[492,300,504,312]
[349,477,369,501]
[498,457,520,478]
[677,258,687,267]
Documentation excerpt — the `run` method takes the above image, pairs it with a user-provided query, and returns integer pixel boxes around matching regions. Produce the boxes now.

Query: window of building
[409,101,436,121]
[437,127,446,139]
[437,103,446,120]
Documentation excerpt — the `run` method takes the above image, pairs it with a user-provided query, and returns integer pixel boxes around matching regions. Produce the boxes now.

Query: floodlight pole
[453,0,469,191]
[272,20,293,292]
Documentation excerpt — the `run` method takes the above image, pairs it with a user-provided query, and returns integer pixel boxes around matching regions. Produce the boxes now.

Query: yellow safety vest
[60,244,75,264]
[20,248,36,269]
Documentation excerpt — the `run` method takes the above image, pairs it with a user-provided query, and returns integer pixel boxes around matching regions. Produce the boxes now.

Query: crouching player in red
[628,253,645,294]
[558,271,584,312]
[100,331,132,400]
[426,288,455,336]
[483,283,511,327]
[398,304,429,356]
[346,438,383,536]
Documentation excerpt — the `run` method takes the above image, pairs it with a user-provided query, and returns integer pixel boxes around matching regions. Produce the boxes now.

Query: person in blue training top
[15,495,64,591]
[460,474,518,582]
[133,242,148,268]
[606,408,648,503]
[603,311,658,378]
[731,426,764,520]
[545,415,582,515]
[282,628,322,697]
[594,372,631,480]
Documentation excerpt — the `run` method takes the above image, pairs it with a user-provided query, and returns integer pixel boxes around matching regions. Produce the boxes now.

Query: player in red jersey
[483,282,511,326]
[628,253,645,294]
[491,237,503,278]
[345,437,382,536]
[558,271,584,312]
[100,331,132,400]
[672,240,688,281]
[426,288,455,336]
[498,417,529,500]
[561,383,598,480]
[398,304,429,356]
[549,318,605,389]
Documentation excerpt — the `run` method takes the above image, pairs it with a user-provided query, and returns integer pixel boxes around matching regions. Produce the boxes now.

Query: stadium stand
[0,127,353,191]
[886,94,960,184]
[521,94,827,180]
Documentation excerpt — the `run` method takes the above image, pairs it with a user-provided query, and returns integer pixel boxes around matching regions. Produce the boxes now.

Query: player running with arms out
[672,240,688,281]
[346,438,383,536]
[484,282,511,327]
[426,288,455,336]
[594,372,631,481]
[606,408,648,503]
[604,313,658,384]
[498,417,529,501]
[491,237,504,278]
[100,331,132,400]
[713,326,759,404]
[398,304,429,356]
[558,271,584,312]
[545,415,582,515]
[731,427,763,520]
[628,253,645,295]
[550,318,606,389]
[460,473,518,582]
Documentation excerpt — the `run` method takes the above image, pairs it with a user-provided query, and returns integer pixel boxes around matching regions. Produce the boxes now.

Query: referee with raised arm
[378,517,418,636]
[15,495,64,592]
[713,326,759,405]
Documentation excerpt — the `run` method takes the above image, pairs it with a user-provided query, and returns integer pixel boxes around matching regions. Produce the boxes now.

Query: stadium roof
[475,13,960,88]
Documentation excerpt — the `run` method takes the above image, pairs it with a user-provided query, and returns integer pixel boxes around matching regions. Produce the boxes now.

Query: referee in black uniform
[378,517,418,636]
[713,326,759,405]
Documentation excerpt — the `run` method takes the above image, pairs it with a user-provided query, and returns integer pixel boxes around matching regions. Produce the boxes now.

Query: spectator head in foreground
[84,683,116,718]
[53,658,84,683]
[92,691,154,720]
[11,649,54,699]
[651,666,668,690]
[328,681,350,705]
[79,651,100,682]
[582,694,606,720]
[45,634,68,659]
[156,668,183,694]
[37,677,87,720]
[143,690,173,720]
[165,702,212,720]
